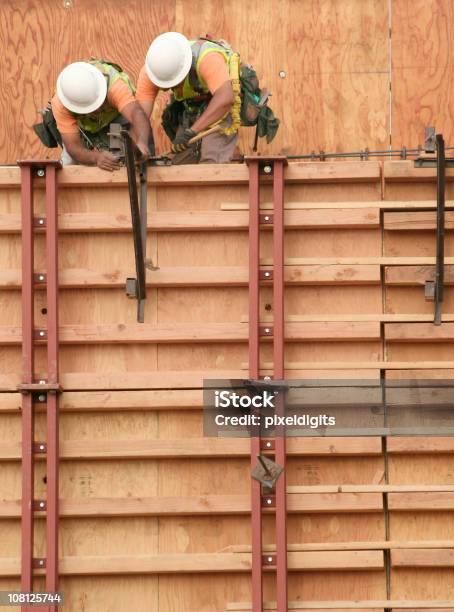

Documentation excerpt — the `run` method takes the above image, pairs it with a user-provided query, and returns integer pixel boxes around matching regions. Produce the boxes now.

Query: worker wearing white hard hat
[136,32,238,164]
[40,60,152,170]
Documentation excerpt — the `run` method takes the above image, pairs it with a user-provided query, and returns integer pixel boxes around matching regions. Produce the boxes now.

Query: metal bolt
[39,331,45,337]
[36,169,45,178]
[266,499,272,505]
[264,376,271,381]
[266,442,272,448]
[39,380,46,385]
[264,215,270,221]
[263,165,272,174]
[63,0,72,7]
[38,219,44,225]
[267,556,273,562]
[279,70,287,78]
[39,444,45,451]
[265,328,270,333]
[39,502,45,508]
[38,394,46,402]
[39,560,44,566]
[38,275,45,281]
[264,272,270,277]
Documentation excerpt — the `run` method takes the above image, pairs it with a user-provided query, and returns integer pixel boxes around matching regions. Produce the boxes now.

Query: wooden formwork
[1,161,454,610]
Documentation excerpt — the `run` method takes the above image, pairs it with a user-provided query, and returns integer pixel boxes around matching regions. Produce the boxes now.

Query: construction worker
[136,32,241,164]
[35,59,152,171]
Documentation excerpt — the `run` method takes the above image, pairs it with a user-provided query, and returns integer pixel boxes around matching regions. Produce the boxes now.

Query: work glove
[171,128,197,153]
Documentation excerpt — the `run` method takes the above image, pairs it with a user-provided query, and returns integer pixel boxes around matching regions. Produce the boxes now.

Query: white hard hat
[56,62,107,114]
[145,32,192,89]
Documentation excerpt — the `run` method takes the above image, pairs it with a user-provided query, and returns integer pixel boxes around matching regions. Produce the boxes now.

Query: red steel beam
[19,165,34,594]
[272,159,288,611]
[45,165,60,597]
[18,161,61,612]
[247,159,263,611]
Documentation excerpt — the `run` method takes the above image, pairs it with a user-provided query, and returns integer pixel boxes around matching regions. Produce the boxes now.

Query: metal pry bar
[122,129,146,323]
[434,133,446,325]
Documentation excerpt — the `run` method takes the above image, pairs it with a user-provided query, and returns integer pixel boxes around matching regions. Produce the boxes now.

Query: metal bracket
[260,269,273,281]
[433,133,446,325]
[425,126,436,153]
[33,442,47,454]
[32,558,46,569]
[17,382,61,394]
[252,455,283,489]
[261,439,275,451]
[259,213,274,225]
[34,273,46,284]
[259,325,273,337]
[261,494,277,507]
[33,500,47,511]
[262,553,276,566]
[33,216,46,229]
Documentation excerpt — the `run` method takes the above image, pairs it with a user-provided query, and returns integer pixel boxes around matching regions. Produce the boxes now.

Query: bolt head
[37,169,45,177]
[264,216,270,221]
[39,219,44,225]
[265,328,270,333]
[279,70,287,78]
[39,275,44,281]
[39,379,46,384]
[264,376,271,381]
[264,272,270,277]
[267,556,273,562]
[39,560,44,566]
[264,165,272,174]
[266,442,271,448]
[39,502,45,508]
[266,499,272,505]
[39,444,45,450]
[38,394,46,402]
[39,331,45,337]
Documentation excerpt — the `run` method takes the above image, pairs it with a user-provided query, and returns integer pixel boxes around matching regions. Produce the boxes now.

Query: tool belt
[33,103,62,148]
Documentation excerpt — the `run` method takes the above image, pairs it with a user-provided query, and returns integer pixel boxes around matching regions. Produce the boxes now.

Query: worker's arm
[191,80,234,133]
[120,100,152,159]
[61,133,121,171]
[138,99,154,118]
[136,66,159,119]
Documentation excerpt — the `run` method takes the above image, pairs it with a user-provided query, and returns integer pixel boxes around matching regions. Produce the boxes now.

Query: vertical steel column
[18,160,61,612]
[45,166,60,595]
[20,165,35,594]
[272,160,288,610]
[248,160,263,610]
[246,157,288,612]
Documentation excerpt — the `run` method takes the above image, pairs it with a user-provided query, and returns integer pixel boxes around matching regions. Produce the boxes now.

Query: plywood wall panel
[392,0,454,148]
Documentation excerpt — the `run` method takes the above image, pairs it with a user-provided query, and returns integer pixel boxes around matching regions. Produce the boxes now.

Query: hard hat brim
[145,32,193,89]
[56,62,108,115]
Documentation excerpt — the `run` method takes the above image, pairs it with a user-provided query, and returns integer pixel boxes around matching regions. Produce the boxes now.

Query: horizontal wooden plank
[387,437,454,454]
[245,314,454,323]
[288,485,454,494]
[385,322,454,342]
[0,208,379,234]
[229,540,454,553]
[0,436,382,461]
[391,549,454,567]
[385,265,454,286]
[389,492,454,511]
[0,265,380,289]
[0,321,381,345]
[0,390,204,413]
[384,160,454,182]
[249,361,454,370]
[384,211,454,231]
[226,602,454,611]
[263,257,454,266]
[0,493,381,518]
[0,370,385,392]
[0,161,381,188]
[222,199,454,211]
[0,550,383,577]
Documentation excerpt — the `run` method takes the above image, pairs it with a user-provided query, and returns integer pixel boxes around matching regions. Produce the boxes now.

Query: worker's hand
[171,128,197,153]
[95,151,121,172]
